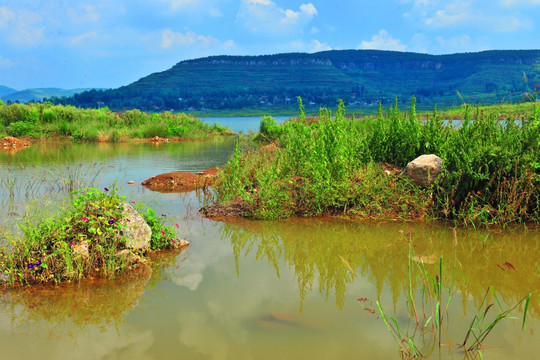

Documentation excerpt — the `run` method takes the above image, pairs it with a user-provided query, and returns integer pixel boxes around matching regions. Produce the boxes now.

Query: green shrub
[8,121,35,137]
[215,98,540,225]
[0,186,178,285]
[41,107,57,123]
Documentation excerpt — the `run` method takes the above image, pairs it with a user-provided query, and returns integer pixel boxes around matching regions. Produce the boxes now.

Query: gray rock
[71,242,89,261]
[119,204,151,251]
[403,154,443,187]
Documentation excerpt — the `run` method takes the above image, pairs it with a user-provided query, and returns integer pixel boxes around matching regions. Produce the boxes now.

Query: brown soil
[0,136,31,154]
[141,168,221,193]
[200,198,250,222]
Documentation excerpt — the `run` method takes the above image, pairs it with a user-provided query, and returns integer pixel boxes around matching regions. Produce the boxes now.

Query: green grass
[0,102,234,141]
[213,98,540,226]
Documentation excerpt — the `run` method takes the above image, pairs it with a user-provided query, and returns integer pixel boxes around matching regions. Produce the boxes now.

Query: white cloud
[238,0,318,36]
[69,31,99,45]
[290,39,332,52]
[0,7,14,28]
[0,7,44,46]
[500,0,540,6]
[424,1,471,27]
[159,0,224,16]
[83,5,102,22]
[436,34,473,50]
[409,33,429,53]
[160,29,235,50]
[0,55,14,68]
[497,15,533,31]
[359,30,407,51]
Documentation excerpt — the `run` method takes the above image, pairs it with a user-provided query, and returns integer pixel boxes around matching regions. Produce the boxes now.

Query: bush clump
[0,186,181,285]
[214,97,540,226]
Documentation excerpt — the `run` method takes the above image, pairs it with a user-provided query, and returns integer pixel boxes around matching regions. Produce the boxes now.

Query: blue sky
[1,0,539,90]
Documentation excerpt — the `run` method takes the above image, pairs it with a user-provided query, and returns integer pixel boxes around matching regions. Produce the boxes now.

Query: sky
[0,0,539,90]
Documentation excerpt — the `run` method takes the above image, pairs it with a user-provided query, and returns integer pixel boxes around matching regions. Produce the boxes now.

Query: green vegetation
[213,98,540,226]
[0,186,180,285]
[0,101,233,141]
[47,49,540,112]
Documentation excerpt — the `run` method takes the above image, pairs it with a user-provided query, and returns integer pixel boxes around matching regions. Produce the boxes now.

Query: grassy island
[0,101,234,142]
[210,98,540,226]
[0,186,183,286]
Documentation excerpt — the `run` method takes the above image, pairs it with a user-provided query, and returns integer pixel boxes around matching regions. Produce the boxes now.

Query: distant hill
[51,49,540,111]
[1,88,105,103]
[0,86,17,98]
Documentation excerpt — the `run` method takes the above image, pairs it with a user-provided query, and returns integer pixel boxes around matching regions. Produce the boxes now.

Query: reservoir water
[0,134,538,359]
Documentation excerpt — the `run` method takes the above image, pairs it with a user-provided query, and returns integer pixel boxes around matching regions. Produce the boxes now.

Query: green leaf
[147,208,156,218]
[522,293,532,330]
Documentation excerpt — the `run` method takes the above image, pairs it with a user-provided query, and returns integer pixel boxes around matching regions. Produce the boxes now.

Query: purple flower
[35,260,42,266]
[104,187,109,192]
[161,214,166,217]
[28,264,34,269]
[108,220,115,225]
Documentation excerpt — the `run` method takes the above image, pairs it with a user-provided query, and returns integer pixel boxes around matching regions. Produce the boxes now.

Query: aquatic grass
[0,162,105,200]
[462,288,534,352]
[350,229,535,358]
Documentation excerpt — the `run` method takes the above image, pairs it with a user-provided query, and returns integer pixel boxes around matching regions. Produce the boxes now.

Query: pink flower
[81,217,90,222]
[70,242,75,247]
[172,240,176,244]
[161,229,165,236]
[175,224,179,228]
[131,201,135,204]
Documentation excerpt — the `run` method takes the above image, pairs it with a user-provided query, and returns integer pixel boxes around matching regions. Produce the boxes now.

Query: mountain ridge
[46,49,540,111]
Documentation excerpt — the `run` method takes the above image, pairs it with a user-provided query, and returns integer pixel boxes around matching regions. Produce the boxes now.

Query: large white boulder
[403,154,443,187]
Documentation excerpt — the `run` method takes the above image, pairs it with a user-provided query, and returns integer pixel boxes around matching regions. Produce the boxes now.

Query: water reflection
[222,218,540,318]
[0,267,152,331]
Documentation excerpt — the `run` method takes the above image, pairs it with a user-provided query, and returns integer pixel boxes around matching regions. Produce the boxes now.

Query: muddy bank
[142,168,221,193]
[200,198,250,222]
[0,136,31,154]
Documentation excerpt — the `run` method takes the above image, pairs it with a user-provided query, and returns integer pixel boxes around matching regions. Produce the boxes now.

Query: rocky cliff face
[182,49,540,72]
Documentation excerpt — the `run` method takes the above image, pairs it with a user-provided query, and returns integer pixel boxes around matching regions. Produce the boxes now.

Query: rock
[72,242,90,261]
[175,239,190,248]
[115,249,145,266]
[118,204,151,251]
[403,154,443,187]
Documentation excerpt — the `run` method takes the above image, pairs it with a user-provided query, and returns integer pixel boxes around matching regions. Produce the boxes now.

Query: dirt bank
[141,168,221,193]
[0,136,31,154]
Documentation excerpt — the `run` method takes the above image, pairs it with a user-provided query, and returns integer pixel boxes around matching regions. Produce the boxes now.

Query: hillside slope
[53,49,540,111]
[2,88,101,103]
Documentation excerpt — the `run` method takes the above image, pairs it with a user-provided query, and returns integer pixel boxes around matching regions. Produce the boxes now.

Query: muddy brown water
[0,139,539,359]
